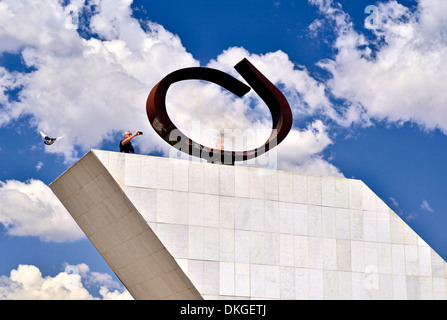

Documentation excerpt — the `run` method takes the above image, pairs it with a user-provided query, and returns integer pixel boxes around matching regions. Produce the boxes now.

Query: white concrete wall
[56,150,447,299]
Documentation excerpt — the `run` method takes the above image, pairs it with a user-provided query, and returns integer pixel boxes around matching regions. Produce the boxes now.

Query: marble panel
[279,202,293,234]
[322,238,337,270]
[308,237,323,269]
[322,176,335,207]
[250,231,265,264]
[188,162,204,194]
[350,209,364,241]
[235,230,250,263]
[323,270,337,299]
[264,200,279,233]
[335,178,349,208]
[307,205,322,237]
[295,268,309,300]
[156,189,173,224]
[103,151,125,186]
[249,169,264,199]
[307,175,322,205]
[363,210,378,242]
[293,204,308,236]
[234,197,250,230]
[338,271,352,299]
[265,233,280,266]
[379,274,393,300]
[309,269,324,299]
[336,239,351,272]
[124,154,141,187]
[393,275,407,299]
[321,206,336,239]
[348,179,363,210]
[188,226,204,260]
[250,264,266,298]
[204,164,219,195]
[376,211,391,243]
[220,228,235,262]
[172,160,189,192]
[392,244,406,275]
[405,245,419,276]
[350,241,365,273]
[278,171,293,203]
[418,246,432,277]
[335,208,350,240]
[219,196,235,229]
[280,234,294,267]
[362,184,377,211]
[219,165,235,196]
[140,156,158,189]
[157,158,173,190]
[377,243,393,274]
[234,166,250,198]
[204,227,220,261]
[204,261,219,295]
[203,194,220,228]
[390,212,404,244]
[280,267,295,299]
[250,199,264,232]
[294,236,309,268]
[265,265,280,299]
[235,263,250,297]
[433,278,447,300]
[264,171,279,201]
[292,174,307,204]
[220,262,235,296]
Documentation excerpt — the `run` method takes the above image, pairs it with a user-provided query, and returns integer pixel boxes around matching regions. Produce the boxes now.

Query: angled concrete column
[50,151,201,300]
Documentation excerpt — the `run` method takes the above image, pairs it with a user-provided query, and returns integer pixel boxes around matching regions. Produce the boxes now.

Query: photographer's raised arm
[121,130,142,145]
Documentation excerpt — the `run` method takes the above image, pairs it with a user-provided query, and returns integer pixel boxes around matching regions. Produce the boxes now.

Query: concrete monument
[50,59,447,299]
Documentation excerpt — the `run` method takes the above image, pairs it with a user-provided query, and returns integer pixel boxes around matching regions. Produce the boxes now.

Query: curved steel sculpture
[146,58,292,164]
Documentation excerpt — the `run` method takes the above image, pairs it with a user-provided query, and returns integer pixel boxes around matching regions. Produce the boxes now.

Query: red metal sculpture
[146,58,292,165]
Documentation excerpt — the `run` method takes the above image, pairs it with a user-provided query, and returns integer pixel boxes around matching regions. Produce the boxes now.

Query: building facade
[50,150,447,299]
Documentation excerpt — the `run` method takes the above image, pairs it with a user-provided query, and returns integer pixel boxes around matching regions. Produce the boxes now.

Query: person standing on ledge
[120,130,142,153]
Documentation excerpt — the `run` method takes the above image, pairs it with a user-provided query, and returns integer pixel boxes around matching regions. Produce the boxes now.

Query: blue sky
[1,0,446,299]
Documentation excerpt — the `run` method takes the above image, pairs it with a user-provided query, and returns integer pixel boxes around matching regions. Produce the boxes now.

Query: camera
[138,131,143,135]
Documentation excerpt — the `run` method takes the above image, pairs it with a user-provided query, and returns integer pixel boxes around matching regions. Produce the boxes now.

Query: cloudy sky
[1,0,447,299]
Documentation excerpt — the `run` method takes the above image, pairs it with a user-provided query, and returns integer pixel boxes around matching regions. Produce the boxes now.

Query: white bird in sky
[40,131,64,145]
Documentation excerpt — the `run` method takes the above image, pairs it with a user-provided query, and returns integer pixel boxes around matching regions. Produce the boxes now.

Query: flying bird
[40,131,64,145]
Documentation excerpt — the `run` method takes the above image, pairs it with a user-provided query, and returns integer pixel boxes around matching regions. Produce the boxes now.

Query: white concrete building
[50,150,447,299]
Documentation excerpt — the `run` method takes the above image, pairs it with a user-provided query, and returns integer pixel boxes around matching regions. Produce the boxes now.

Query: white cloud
[389,196,417,221]
[0,264,132,300]
[0,0,82,55]
[311,0,447,133]
[389,196,399,209]
[207,47,331,117]
[421,199,434,213]
[0,179,84,242]
[276,120,342,176]
[35,161,44,171]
